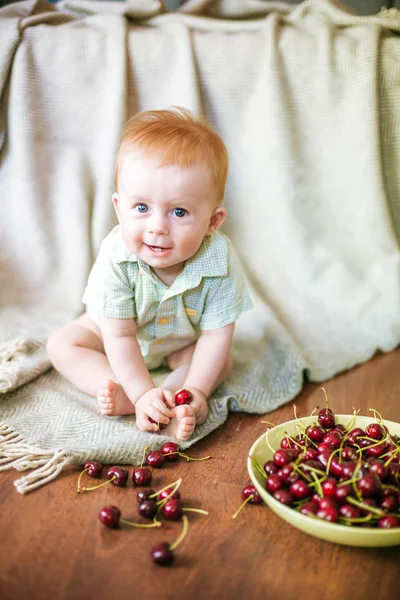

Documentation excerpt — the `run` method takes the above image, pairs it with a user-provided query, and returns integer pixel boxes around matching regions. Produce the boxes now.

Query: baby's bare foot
[163,404,196,442]
[97,379,135,416]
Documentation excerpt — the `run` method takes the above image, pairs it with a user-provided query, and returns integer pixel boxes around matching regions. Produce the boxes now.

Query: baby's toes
[177,416,196,441]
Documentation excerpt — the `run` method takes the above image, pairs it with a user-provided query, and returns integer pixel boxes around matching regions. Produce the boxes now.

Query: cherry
[303,447,318,461]
[133,467,152,486]
[317,442,335,455]
[84,461,102,478]
[175,389,193,405]
[264,460,279,476]
[379,495,398,512]
[347,428,365,446]
[159,487,181,501]
[160,442,180,462]
[388,463,400,484]
[316,451,331,469]
[359,498,377,516]
[317,506,338,522]
[365,423,385,440]
[368,460,388,481]
[98,505,121,528]
[306,426,326,443]
[162,499,183,521]
[272,489,293,506]
[138,500,158,519]
[146,451,165,468]
[366,443,386,458]
[266,475,284,493]
[273,449,296,467]
[289,480,311,500]
[341,461,357,479]
[319,497,338,510]
[332,424,346,434]
[378,516,399,528]
[341,446,358,462]
[321,478,337,497]
[242,485,263,504]
[280,437,298,450]
[329,457,344,478]
[318,411,335,430]
[323,431,342,449]
[357,474,381,498]
[299,501,318,516]
[137,489,156,503]
[148,417,167,430]
[276,464,295,484]
[107,466,129,487]
[335,483,353,504]
[339,504,360,519]
[152,542,174,566]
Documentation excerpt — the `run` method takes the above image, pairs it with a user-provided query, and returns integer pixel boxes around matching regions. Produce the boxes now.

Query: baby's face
[113,152,224,278]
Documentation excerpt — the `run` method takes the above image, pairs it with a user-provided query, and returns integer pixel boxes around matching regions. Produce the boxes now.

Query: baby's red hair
[115,107,229,204]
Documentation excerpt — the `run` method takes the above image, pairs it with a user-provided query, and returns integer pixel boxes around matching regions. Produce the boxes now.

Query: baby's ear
[207,206,227,235]
[112,193,121,220]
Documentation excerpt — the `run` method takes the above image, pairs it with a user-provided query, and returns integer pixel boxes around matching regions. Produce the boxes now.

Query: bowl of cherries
[248,400,400,547]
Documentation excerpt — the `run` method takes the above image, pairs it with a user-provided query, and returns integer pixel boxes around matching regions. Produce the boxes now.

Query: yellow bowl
[248,414,400,547]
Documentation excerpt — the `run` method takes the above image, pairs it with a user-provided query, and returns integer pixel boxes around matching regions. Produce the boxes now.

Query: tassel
[0,421,74,494]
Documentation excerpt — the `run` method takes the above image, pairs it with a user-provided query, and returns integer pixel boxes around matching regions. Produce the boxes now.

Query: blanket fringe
[0,337,43,364]
[0,421,74,494]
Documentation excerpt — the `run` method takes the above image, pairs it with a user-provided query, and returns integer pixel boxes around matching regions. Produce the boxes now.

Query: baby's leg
[161,344,233,440]
[46,314,135,416]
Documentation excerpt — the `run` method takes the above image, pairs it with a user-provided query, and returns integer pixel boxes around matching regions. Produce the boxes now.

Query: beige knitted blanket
[1,0,399,493]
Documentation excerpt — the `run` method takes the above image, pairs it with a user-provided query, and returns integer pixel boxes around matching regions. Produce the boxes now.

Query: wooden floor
[1,348,400,600]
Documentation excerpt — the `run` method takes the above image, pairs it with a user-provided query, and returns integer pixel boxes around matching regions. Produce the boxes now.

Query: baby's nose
[148,215,169,236]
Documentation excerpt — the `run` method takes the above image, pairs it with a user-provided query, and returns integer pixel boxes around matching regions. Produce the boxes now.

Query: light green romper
[82,226,253,370]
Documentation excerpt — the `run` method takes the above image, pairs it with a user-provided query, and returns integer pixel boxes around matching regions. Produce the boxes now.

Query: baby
[47,107,252,441]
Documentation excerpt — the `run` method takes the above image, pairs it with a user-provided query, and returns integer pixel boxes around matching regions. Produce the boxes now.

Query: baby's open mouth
[145,244,172,253]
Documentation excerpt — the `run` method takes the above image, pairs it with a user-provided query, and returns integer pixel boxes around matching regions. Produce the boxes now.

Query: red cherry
[323,431,342,449]
[107,466,129,487]
[335,483,353,504]
[162,499,183,521]
[318,411,335,429]
[272,489,293,506]
[98,505,121,528]
[339,504,360,519]
[317,506,338,522]
[321,477,337,497]
[160,442,180,462]
[175,389,193,405]
[266,474,284,493]
[132,467,152,486]
[263,460,279,476]
[356,474,381,498]
[152,542,174,565]
[299,501,318,516]
[138,500,158,519]
[137,489,156,503]
[146,450,165,468]
[159,488,181,501]
[378,516,399,529]
[289,480,311,500]
[242,485,263,504]
[84,460,102,478]
[365,423,385,440]
[148,417,167,430]
[306,426,326,443]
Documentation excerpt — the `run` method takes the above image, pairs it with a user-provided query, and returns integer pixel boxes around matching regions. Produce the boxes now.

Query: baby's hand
[135,388,175,432]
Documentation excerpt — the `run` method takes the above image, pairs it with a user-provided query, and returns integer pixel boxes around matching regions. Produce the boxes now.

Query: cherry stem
[149,478,182,502]
[76,468,90,493]
[368,408,384,424]
[250,456,267,480]
[232,495,254,519]
[320,387,329,413]
[182,508,209,516]
[79,476,116,493]
[167,452,211,462]
[140,445,150,468]
[383,446,400,467]
[346,496,383,516]
[310,471,323,496]
[339,513,374,524]
[120,518,161,528]
[169,515,189,551]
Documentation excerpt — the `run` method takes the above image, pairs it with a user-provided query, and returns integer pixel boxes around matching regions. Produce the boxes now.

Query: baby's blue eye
[136,204,148,213]
[173,207,187,218]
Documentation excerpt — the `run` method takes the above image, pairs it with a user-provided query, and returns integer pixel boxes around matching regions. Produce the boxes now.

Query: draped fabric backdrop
[0,0,399,493]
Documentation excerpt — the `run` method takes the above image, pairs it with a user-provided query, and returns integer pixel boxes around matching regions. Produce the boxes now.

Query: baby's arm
[100,316,175,430]
[183,323,235,398]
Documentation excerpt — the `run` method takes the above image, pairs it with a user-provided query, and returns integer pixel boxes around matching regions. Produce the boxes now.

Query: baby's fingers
[148,407,171,425]
[153,397,175,418]
[162,388,176,409]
